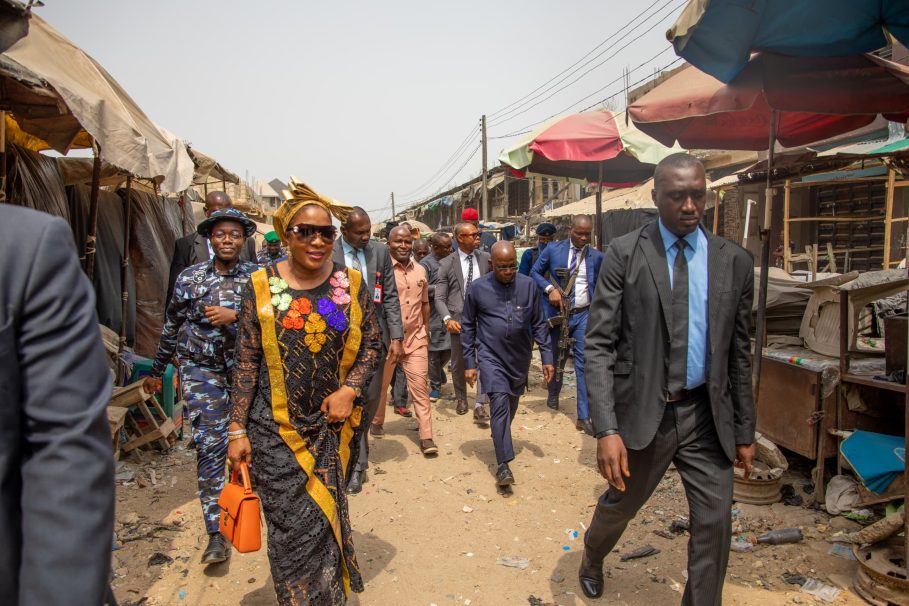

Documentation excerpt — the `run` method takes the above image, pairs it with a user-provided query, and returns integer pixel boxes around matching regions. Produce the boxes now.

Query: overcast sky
[39,0,685,221]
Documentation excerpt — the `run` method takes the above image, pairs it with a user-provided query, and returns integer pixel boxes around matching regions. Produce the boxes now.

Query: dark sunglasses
[286,223,337,243]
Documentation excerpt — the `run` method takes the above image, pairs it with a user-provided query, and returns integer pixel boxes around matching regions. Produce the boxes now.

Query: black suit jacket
[167,232,256,304]
[585,221,755,461]
[332,238,403,345]
[0,205,114,605]
[434,249,491,322]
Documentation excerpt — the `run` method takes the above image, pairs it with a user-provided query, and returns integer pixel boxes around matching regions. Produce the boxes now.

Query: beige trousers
[373,345,433,439]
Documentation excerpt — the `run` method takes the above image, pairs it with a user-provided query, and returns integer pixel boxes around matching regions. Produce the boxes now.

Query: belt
[663,384,707,403]
[569,305,589,315]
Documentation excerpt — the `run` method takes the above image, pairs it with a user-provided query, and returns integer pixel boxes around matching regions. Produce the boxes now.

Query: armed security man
[462,241,554,487]
[530,215,604,435]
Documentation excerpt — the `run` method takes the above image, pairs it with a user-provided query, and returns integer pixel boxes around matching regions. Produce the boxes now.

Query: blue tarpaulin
[670,0,909,83]
[840,430,906,494]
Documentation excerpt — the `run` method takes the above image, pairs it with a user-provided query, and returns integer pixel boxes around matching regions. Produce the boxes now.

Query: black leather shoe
[201,533,230,564]
[547,394,559,410]
[456,399,468,415]
[495,463,515,486]
[578,550,604,599]
[346,469,363,494]
[576,418,595,436]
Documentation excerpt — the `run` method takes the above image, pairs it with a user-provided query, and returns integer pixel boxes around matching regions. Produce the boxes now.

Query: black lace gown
[231,263,381,605]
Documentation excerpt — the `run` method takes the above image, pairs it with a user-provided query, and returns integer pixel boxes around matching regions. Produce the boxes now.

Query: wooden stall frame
[782,171,907,272]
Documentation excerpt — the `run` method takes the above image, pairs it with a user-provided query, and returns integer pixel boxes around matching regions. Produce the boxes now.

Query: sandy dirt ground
[112,367,869,606]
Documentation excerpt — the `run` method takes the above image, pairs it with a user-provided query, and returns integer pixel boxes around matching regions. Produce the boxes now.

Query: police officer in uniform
[518,222,556,276]
[144,208,259,564]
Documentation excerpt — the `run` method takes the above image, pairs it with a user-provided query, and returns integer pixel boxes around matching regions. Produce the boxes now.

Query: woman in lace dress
[228,180,381,605]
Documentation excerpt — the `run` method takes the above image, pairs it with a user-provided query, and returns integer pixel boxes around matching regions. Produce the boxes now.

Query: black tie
[668,239,688,393]
[464,253,474,299]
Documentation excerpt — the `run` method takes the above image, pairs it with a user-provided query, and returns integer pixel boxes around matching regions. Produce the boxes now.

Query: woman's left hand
[321,385,356,423]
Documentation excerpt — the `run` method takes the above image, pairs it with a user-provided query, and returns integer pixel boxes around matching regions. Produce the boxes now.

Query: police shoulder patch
[192,269,207,283]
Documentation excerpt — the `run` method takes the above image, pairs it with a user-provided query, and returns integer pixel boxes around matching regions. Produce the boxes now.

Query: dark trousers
[489,392,520,465]
[391,365,408,408]
[449,334,485,403]
[584,394,732,606]
[548,309,589,420]
[428,349,451,391]
[355,344,387,472]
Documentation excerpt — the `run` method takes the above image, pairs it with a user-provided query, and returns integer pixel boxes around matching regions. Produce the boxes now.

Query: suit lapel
[365,242,378,280]
[332,240,345,266]
[453,254,465,296]
[639,221,673,332]
[707,232,730,355]
[192,234,209,264]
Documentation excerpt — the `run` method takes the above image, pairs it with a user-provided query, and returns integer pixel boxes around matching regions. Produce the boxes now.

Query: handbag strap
[231,461,253,495]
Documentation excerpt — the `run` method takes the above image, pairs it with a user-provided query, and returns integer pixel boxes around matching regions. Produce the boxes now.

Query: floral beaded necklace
[268,269,352,353]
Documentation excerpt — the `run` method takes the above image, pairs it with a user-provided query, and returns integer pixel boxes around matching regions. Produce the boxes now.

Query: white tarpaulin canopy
[544,179,656,217]
[3,14,193,192]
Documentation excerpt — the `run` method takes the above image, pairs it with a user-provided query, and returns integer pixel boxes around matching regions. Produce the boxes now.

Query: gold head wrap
[272,177,354,244]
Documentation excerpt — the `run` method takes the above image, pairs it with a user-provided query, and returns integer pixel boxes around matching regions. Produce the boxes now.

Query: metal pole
[481,115,488,220]
[119,175,133,349]
[84,142,102,280]
[595,162,604,250]
[753,110,777,400]
[391,192,395,218]
[0,110,6,203]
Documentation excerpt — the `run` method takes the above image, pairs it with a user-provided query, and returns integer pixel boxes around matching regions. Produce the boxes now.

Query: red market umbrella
[628,53,909,150]
[628,52,909,397]
[499,109,681,246]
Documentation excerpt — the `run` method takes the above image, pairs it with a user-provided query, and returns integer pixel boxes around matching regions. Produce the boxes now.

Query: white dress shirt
[570,246,589,308]
[458,248,481,287]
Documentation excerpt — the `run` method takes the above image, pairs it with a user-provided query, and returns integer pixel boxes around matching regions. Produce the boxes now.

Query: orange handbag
[218,461,262,553]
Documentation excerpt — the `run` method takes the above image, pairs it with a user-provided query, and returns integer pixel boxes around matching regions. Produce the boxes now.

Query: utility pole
[391,191,396,218]
[481,114,488,220]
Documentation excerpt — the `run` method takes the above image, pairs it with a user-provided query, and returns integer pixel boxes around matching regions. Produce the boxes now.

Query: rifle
[549,268,575,382]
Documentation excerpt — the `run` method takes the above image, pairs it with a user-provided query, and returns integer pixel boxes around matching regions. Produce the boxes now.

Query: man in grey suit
[166,191,257,304]
[579,154,756,604]
[332,207,403,494]
[0,205,115,605]
[434,222,491,422]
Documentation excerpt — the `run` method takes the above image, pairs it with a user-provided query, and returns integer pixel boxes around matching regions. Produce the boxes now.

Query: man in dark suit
[332,207,403,494]
[166,191,257,304]
[434,222,491,422]
[0,205,115,605]
[419,232,453,401]
[578,153,756,604]
[530,215,604,435]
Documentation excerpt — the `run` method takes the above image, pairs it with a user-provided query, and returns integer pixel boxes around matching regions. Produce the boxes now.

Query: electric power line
[404,143,482,207]
[487,0,668,120]
[400,122,481,198]
[491,49,680,140]
[487,0,685,128]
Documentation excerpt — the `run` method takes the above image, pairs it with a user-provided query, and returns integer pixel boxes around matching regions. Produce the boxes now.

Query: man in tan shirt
[371,226,437,455]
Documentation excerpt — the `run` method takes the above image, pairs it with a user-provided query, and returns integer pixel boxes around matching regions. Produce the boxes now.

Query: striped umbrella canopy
[498,109,682,186]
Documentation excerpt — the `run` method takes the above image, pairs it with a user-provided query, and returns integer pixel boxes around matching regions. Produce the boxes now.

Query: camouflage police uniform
[151,258,258,535]
[256,246,286,266]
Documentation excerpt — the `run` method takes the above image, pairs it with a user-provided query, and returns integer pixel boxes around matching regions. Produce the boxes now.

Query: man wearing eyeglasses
[167,191,257,305]
[145,207,259,564]
[435,223,491,422]
[461,241,554,487]
[332,207,403,495]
